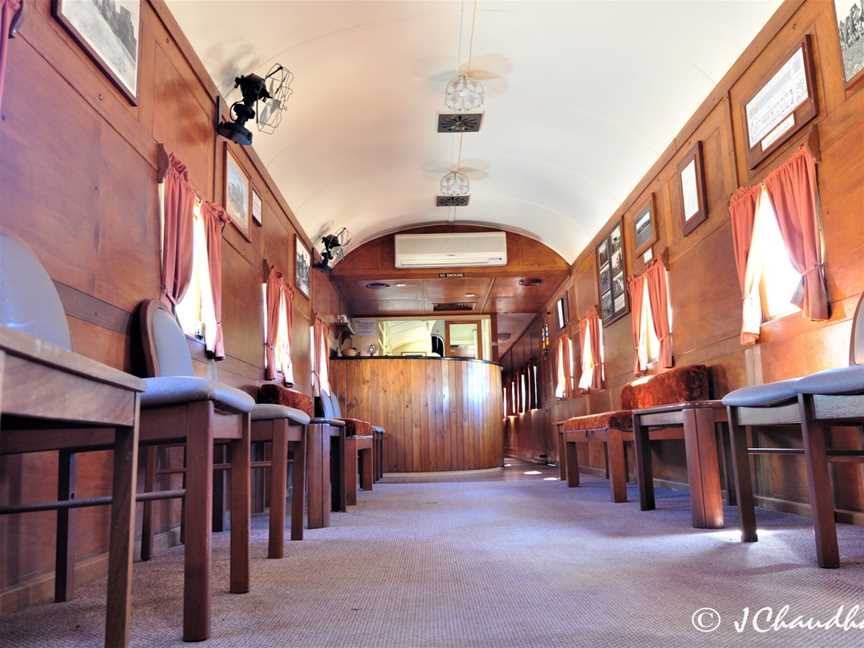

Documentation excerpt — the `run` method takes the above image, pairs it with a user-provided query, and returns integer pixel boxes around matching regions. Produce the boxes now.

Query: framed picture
[743,36,816,169]
[678,141,707,236]
[595,220,629,325]
[295,235,311,298]
[555,296,568,330]
[224,150,250,239]
[834,0,864,90]
[53,0,142,104]
[632,195,657,257]
[251,190,263,226]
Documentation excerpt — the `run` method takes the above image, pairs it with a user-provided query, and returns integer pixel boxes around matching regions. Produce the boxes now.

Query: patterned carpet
[3,460,864,647]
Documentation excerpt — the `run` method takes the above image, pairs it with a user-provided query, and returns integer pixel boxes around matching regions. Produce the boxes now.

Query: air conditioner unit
[394,232,507,268]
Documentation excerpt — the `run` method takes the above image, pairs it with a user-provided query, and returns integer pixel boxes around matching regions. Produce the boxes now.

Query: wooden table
[0,326,145,648]
[632,400,729,529]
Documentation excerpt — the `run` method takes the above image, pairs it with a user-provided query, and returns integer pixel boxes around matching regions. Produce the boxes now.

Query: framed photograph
[678,141,707,236]
[53,0,141,104]
[224,150,250,239]
[555,296,568,330]
[251,190,263,226]
[295,235,311,298]
[743,36,816,169]
[632,195,657,257]
[595,220,629,325]
[834,0,864,90]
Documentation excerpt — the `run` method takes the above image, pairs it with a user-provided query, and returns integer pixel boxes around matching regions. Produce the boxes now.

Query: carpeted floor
[3,460,864,647]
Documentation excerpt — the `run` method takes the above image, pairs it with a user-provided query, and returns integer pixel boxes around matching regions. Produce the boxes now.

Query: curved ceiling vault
[168,0,782,263]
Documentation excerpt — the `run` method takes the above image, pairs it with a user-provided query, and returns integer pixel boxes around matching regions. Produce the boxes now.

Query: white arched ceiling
[167,0,782,262]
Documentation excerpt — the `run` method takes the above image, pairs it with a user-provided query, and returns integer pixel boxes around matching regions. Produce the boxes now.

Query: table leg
[140,445,157,561]
[229,413,251,593]
[306,423,330,529]
[799,395,840,568]
[291,427,306,541]
[269,421,288,559]
[55,449,76,602]
[607,429,627,503]
[331,434,347,513]
[683,408,724,529]
[104,397,140,648]
[726,407,757,544]
[632,416,655,511]
[360,447,374,491]
[183,401,214,642]
[558,429,567,481]
[345,438,358,505]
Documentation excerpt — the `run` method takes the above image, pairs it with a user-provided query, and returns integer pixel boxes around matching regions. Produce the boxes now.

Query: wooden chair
[320,391,375,504]
[373,426,385,481]
[0,234,144,648]
[723,295,864,568]
[137,300,254,640]
[560,365,711,503]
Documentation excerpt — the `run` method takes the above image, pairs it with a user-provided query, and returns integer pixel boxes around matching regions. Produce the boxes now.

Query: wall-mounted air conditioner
[394,232,507,268]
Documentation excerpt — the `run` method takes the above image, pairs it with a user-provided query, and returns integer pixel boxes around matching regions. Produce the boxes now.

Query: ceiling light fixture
[445,73,485,112]
[440,171,470,196]
[465,292,478,298]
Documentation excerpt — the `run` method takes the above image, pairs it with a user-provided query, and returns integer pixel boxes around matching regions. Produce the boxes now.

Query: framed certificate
[743,36,817,169]
[678,141,707,236]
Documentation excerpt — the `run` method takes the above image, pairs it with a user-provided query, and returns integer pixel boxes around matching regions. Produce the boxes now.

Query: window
[636,280,661,370]
[503,386,508,417]
[556,296,568,330]
[554,337,568,399]
[578,326,594,391]
[531,364,540,410]
[174,201,218,348]
[755,188,802,319]
[567,335,576,394]
[520,372,527,413]
[578,315,604,391]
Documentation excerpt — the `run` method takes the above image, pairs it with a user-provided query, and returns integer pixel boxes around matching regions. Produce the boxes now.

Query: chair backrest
[139,299,196,377]
[0,234,72,350]
[850,293,864,366]
[319,390,342,419]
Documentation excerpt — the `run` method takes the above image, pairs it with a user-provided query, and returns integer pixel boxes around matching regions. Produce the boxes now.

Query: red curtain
[201,201,228,359]
[628,272,646,373]
[160,154,196,307]
[586,306,603,390]
[728,185,760,345]
[764,146,828,321]
[0,0,21,116]
[645,260,673,368]
[264,266,283,381]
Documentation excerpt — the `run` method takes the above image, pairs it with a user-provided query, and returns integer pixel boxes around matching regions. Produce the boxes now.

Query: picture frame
[555,296,568,330]
[224,150,250,239]
[678,141,707,236]
[595,220,629,325]
[632,194,657,257]
[742,35,817,169]
[53,0,142,104]
[295,235,311,298]
[251,190,263,226]
[834,0,864,91]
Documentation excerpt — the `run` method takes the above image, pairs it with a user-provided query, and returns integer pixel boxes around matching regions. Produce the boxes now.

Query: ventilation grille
[436,195,470,207]
[519,277,544,287]
[437,113,483,133]
[433,302,474,312]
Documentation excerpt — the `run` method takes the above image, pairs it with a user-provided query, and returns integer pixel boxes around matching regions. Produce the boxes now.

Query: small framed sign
[632,194,657,257]
[678,141,707,236]
[251,190,263,226]
[743,36,817,169]
[596,220,628,325]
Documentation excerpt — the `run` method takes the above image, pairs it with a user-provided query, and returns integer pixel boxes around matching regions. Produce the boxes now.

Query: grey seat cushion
[141,376,255,413]
[722,379,800,408]
[796,365,864,396]
[251,403,311,425]
[151,308,196,376]
[372,425,384,433]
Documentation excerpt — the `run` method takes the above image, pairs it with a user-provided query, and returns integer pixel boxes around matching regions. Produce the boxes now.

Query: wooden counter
[330,357,503,472]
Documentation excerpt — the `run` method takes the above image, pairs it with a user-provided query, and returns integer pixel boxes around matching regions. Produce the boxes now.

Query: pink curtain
[764,146,828,322]
[264,266,283,381]
[313,318,331,396]
[0,0,21,116]
[628,272,646,372]
[160,154,196,307]
[728,185,760,345]
[645,260,673,368]
[201,201,228,359]
[578,307,604,390]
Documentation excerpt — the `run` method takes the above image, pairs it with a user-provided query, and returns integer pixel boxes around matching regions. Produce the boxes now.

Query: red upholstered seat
[621,364,710,410]
[258,383,314,417]
[562,410,633,432]
[341,417,373,437]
